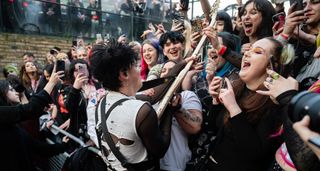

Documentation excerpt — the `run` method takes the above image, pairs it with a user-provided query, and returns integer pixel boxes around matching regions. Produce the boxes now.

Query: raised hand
[148,23,156,33]
[191,31,202,48]
[272,21,284,36]
[141,29,154,40]
[218,78,241,117]
[142,88,155,96]
[44,65,64,98]
[256,69,298,103]
[73,73,89,90]
[241,43,251,55]
[203,26,220,50]
[171,22,184,32]
[59,119,70,130]
[48,62,64,86]
[155,23,166,33]
[282,3,306,36]
[293,116,320,159]
[208,76,223,103]
[205,57,218,83]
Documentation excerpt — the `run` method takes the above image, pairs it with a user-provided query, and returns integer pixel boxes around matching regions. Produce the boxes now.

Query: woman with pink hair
[140,38,164,81]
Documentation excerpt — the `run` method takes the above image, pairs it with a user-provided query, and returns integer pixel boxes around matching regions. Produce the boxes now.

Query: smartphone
[77,64,88,84]
[220,78,227,89]
[56,60,65,72]
[56,60,65,80]
[190,18,203,33]
[290,0,303,11]
[78,64,86,75]
[272,12,286,35]
[272,12,285,24]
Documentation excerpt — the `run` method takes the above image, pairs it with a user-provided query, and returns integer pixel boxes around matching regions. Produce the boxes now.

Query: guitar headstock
[209,0,221,19]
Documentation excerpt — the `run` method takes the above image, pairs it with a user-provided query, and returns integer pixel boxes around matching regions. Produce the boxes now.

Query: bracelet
[218,45,227,56]
[280,33,289,40]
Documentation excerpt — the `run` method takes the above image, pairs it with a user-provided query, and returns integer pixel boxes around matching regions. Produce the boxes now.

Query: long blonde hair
[182,20,193,58]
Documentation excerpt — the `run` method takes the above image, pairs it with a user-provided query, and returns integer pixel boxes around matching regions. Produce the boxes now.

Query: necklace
[82,84,95,99]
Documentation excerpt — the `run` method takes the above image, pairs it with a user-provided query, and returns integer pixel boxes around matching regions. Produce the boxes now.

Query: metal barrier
[46,124,101,171]
[46,138,70,171]
[1,0,173,41]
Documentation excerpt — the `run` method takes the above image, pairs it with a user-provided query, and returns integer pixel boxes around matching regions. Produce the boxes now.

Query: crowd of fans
[2,0,320,171]
[12,0,177,39]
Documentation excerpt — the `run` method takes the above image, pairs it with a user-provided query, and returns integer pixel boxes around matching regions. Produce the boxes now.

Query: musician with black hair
[90,41,184,170]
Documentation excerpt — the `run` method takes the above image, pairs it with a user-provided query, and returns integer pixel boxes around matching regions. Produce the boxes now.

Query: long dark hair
[0,80,11,106]
[239,0,276,44]
[216,10,233,33]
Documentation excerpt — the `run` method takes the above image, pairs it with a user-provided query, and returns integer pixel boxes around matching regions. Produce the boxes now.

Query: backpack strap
[98,96,133,169]
[95,96,108,157]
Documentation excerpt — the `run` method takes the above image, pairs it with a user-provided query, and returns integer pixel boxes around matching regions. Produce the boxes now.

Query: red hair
[140,46,148,80]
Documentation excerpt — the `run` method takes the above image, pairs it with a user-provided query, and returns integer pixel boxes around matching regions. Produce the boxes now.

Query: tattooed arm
[175,108,203,134]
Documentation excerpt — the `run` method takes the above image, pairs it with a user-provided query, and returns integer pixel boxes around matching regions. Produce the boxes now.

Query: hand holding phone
[220,78,227,90]
[77,64,86,75]
[56,60,65,72]
[77,64,88,84]
[290,0,303,12]
[208,77,225,104]
[272,12,286,35]
[56,60,65,80]
[208,77,223,97]
[191,18,203,33]
[282,0,306,36]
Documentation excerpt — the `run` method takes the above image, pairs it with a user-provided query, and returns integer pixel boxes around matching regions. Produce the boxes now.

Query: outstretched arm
[136,103,177,158]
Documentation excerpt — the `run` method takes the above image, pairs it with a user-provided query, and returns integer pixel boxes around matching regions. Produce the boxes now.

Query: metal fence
[46,125,101,171]
[0,0,175,42]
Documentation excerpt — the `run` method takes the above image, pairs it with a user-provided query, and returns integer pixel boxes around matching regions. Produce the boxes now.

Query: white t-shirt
[86,88,105,147]
[160,90,202,171]
[95,91,148,170]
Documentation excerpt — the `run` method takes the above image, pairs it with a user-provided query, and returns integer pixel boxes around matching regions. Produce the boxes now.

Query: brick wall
[0,33,73,78]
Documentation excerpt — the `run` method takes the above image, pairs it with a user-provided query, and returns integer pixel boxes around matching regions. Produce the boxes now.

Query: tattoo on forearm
[181,109,202,123]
